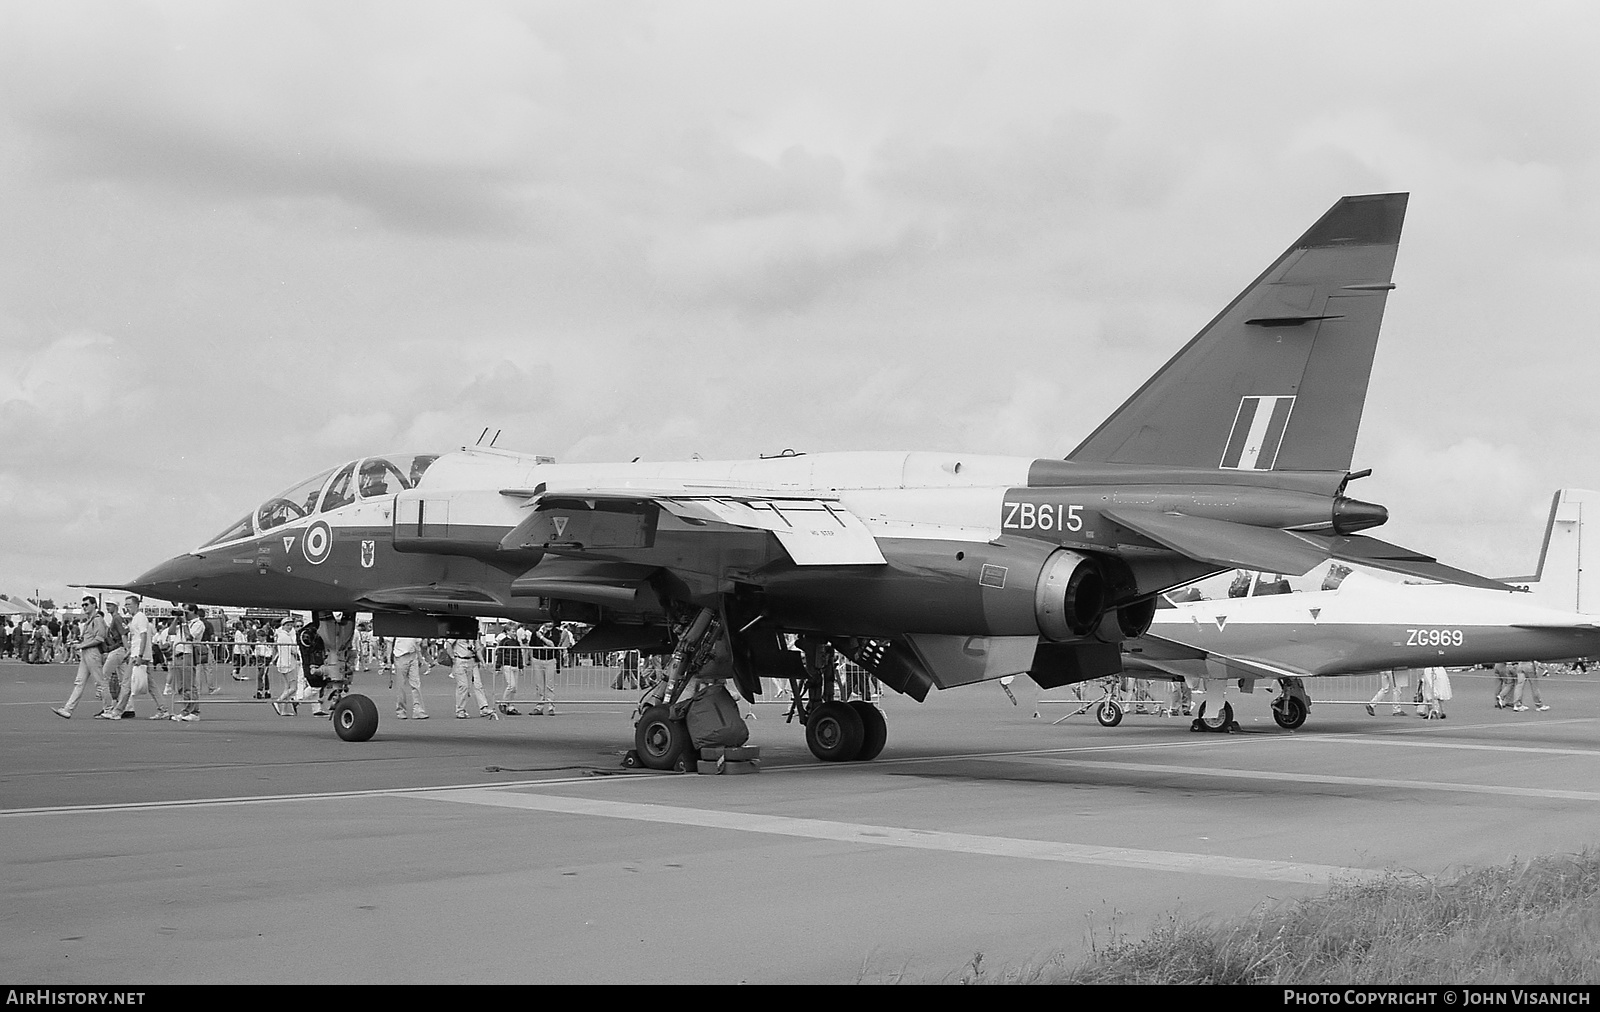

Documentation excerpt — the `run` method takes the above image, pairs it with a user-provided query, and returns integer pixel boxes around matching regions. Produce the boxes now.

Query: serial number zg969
[1406,628,1463,647]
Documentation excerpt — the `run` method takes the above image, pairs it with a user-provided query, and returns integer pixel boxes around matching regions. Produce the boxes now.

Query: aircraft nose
[126,553,211,599]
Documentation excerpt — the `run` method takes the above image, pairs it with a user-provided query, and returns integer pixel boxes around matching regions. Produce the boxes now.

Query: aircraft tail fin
[1069,193,1408,472]
[1526,489,1600,613]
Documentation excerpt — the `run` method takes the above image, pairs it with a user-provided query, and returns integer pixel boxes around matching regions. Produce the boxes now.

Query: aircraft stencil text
[1003,501,1083,533]
[1406,628,1464,647]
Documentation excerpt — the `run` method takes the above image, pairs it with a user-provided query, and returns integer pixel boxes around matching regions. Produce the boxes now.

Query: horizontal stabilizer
[1103,507,1507,590]
[1298,533,1510,591]
[1103,507,1329,575]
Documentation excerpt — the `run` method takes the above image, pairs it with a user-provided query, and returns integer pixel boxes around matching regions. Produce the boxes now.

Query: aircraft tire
[849,700,887,761]
[1272,695,1308,730]
[1190,700,1234,733]
[634,705,694,771]
[806,701,864,762]
[1096,700,1123,727]
[332,693,378,742]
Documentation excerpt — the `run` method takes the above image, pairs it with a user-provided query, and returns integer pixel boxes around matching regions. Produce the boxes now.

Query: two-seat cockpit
[201,453,439,549]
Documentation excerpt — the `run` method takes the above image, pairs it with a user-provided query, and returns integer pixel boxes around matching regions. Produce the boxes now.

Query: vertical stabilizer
[1528,489,1600,613]
[1070,193,1408,472]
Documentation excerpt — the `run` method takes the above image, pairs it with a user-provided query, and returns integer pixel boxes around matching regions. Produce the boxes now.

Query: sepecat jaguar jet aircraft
[104,191,1499,767]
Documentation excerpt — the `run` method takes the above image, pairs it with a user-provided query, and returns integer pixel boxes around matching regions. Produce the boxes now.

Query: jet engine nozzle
[1034,549,1106,641]
[1333,496,1389,534]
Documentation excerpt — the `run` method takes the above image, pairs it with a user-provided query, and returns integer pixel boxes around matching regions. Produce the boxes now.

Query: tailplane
[1070,193,1408,472]
[1524,489,1600,613]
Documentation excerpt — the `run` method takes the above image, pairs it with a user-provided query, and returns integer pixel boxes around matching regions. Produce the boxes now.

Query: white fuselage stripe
[403,788,1377,883]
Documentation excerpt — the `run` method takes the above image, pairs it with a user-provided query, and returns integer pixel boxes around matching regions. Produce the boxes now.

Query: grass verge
[968,849,1600,984]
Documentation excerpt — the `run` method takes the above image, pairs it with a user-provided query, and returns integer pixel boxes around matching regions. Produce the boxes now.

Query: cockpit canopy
[201,453,439,548]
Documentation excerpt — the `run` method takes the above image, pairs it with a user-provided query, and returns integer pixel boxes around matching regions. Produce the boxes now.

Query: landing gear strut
[629,607,722,771]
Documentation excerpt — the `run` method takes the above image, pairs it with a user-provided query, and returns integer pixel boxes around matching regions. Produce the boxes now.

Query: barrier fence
[1035,666,1585,721]
[78,641,882,710]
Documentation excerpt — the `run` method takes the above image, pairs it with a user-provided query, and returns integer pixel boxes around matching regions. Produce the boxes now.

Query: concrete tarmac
[4,660,1598,984]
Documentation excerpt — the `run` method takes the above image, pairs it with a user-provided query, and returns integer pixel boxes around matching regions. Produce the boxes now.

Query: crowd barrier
[16,635,898,710]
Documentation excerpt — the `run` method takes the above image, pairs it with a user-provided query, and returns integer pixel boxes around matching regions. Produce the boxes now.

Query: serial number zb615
[1407,628,1463,647]
[1003,501,1084,532]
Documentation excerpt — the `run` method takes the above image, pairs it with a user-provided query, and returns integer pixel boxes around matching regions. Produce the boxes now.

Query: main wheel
[332,693,378,742]
[1096,700,1123,727]
[849,700,887,761]
[806,700,865,762]
[1190,700,1234,732]
[634,705,695,771]
[1272,694,1307,730]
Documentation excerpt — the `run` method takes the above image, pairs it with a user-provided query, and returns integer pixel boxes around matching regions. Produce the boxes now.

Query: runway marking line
[405,787,1381,885]
[994,757,1600,803]
[3,716,1589,817]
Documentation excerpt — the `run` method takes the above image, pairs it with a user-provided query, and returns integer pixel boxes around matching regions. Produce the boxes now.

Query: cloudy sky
[2,0,1597,602]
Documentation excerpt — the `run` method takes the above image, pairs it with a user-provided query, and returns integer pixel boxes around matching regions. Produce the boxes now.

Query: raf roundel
[302,520,334,565]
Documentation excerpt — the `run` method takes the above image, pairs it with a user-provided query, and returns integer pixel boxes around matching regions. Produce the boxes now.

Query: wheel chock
[696,759,761,775]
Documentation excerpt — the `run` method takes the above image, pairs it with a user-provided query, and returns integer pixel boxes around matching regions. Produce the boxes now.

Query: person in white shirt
[391,635,429,719]
[451,636,493,718]
[272,616,302,716]
[107,596,167,719]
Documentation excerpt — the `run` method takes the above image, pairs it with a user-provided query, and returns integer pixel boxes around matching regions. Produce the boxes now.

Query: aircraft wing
[503,489,887,566]
[1101,507,1507,591]
[1126,630,1311,683]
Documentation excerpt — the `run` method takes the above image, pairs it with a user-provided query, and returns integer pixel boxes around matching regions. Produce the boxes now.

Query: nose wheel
[1272,694,1308,730]
[331,693,378,741]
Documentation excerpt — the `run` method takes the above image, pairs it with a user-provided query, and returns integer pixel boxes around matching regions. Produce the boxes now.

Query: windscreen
[256,466,338,532]
[200,513,256,548]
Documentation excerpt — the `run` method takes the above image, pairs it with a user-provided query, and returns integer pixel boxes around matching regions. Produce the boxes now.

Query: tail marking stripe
[1221,395,1295,471]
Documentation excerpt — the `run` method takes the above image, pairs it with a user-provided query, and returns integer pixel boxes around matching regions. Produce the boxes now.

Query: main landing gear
[803,699,887,762]
[1189,699,1238,733]
[626,612,892,768]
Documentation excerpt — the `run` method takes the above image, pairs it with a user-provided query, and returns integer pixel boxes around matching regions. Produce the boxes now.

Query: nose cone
[126,553,212,601]
[1333,496,1389,535]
